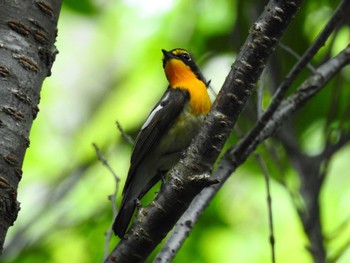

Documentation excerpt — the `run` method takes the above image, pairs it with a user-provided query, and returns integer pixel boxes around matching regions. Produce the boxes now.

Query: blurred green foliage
[3,0,350,262]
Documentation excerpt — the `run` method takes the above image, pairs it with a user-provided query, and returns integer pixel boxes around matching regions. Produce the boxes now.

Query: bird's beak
[162,49,173,60]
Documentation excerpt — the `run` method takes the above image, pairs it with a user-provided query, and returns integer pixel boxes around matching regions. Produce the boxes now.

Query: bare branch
[116,121,134,145]
[253,44,350,149]
[257,69,266,118]
[278,42,316,73]
[92,143,120,262]
[156,43,350,262]
[105,0,304,262]
[237,0,350,158]
[254,152,276,263]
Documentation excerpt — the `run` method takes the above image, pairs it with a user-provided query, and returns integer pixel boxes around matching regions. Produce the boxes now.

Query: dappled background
[3,0,350,262]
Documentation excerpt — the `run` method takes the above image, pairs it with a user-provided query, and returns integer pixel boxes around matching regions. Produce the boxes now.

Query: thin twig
[236,0,349,157]
[92,143,120,262]
[116,121,134,145]
[324,78,341,150]
[155,44,350,263]
[240,119,276,262]
[254,152,276,263]
[278,42,316,73]
[257,69,266,118]
[258,44,350,144]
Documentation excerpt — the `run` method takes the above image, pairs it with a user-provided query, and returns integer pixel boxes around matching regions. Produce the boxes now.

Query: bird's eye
[181,52,191,61]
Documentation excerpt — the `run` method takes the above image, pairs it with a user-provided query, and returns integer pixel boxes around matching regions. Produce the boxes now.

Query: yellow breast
[164,59,211,116]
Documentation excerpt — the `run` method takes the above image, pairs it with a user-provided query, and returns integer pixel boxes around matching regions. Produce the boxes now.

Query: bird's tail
[112,199,136,238]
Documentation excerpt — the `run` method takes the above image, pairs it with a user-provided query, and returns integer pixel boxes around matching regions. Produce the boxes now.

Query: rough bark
[156,43,350,263]
[105,0,304,262]
[0,0,62,252]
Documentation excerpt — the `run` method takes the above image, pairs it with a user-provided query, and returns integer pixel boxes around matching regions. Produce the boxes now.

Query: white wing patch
[141,92,170,130]
[141,104,163,130]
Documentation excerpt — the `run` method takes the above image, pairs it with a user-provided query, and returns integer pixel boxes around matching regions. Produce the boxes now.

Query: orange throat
[165,59,211,115]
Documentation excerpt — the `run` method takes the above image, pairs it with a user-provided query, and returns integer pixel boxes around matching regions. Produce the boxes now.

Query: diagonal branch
[156,44,350,262]
[104,0,304,262]
[236,0,350,158]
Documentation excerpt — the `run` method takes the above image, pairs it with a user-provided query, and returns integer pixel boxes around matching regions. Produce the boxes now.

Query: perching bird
[112,48,211,238]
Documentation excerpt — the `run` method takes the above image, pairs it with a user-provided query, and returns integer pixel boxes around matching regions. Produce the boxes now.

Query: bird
[112,48,211,238]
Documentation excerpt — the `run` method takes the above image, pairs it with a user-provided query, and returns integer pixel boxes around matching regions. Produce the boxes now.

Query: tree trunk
[0,0,62,252]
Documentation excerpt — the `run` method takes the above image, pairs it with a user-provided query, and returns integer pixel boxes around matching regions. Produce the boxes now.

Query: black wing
[123,87,189,192]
